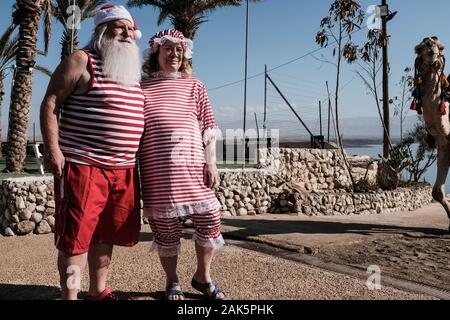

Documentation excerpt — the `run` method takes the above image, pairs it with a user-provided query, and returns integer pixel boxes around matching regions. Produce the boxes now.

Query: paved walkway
[220,202,449,252]
[0,203,448,300]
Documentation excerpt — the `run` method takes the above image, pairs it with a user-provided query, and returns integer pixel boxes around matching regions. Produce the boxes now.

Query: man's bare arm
[40,50,89,177]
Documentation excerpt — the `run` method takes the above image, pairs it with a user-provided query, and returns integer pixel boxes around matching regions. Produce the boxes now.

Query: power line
[208,26,367,92]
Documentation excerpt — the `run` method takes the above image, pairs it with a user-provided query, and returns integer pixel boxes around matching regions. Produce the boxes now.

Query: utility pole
[263,64,267,131]
[381,0,390,158]
[319,101,322,138]
[326,81,331,143]
[242,0,249,168]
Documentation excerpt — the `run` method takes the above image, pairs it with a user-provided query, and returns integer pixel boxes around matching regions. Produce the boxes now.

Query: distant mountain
[217,115,422,144]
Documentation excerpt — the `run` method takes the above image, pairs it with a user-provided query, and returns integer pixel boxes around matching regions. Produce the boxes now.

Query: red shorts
[54,162,141,254]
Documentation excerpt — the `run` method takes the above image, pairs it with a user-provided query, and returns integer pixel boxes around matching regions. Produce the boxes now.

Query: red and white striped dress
[140,73,220,218]
[59,50,145,168]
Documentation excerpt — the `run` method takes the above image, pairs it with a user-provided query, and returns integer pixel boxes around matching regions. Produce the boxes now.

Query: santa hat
[148,29,194,59]
[94,4,142,40]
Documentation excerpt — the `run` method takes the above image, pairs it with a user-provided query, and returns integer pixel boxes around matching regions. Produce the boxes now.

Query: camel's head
[415,36,445,71]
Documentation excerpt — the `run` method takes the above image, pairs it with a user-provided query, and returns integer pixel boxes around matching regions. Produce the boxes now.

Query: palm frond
[0,28,18,73]
[127,0,164,9]
[81,0,106,21]
[0,24,17,53]
[34,64,52,77]
[127,0,264,39]
[42,0,54,54]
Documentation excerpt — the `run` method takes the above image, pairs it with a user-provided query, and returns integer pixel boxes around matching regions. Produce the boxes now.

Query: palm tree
[127,0,261,39]
[0,22,51,152]
[43,0,105,61]
[5,0,47,172]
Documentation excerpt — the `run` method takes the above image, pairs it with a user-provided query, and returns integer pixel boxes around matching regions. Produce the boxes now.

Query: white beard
[99,38,141,84]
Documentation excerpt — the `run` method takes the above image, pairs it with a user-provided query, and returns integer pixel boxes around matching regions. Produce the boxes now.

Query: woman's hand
[203,163,218,190]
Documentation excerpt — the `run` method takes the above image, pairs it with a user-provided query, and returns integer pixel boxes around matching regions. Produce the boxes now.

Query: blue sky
[1,0,450,140]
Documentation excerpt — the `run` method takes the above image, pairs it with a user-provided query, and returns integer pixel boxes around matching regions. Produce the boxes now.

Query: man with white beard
[40,5,144,300]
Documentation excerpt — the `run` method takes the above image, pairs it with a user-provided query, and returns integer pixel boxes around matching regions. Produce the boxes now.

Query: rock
[4,227,15,236]
[217,194,226,205]
[16,196,26,210]
[27,203,37,213]
[229,207,237,216]
[29,184,37,194]
[19,209,32,221]
[35,205,45,213]
[16,221,36,235]
[44,208,55,216]
[237,208,247,216]
[36,195,46,205]
[245,204,254,211]
[280,200,289,207]
[10,214,20,223]
[256,207,267,214]
[221,189,229,198]
[37,184,47,194]
[45,216,55,230]
[247,211,256,216]
[46,200,55,208]
[221,211,232,217]
[35,220,52,235]
[225,199,234,208]
[31,212,43,224]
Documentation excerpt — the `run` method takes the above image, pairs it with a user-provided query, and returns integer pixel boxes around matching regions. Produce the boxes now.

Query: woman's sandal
[165,282,185,300]
[191,277,229,300]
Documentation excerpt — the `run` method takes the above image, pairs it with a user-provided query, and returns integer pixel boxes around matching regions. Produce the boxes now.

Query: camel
[414,36,450,232]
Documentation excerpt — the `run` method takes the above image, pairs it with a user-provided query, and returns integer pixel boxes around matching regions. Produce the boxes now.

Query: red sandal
[84,287,119,300]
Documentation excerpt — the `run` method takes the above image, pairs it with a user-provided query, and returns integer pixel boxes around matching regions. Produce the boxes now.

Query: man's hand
[44,147,65,178]
[203,163,218,190]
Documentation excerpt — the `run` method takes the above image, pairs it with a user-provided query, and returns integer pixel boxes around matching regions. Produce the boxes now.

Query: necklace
[149,71,186,79]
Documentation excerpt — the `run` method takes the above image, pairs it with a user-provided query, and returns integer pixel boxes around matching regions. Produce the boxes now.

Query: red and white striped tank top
[59,50,145,168]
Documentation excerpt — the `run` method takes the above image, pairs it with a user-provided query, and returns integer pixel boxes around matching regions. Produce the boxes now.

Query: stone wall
[0,148,432,236]
[256,148,378,190]
[273,187,432,216]
[217,148,430,217]
[0,177,55,236]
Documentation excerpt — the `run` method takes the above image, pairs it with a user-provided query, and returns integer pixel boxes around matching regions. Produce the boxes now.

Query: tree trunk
[5,0,42,173]
[61,29,79,61]
[0,75,4,150]
[335,22,342,149]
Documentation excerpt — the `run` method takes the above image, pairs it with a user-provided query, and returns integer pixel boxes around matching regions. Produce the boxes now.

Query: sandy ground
[0,225,435,300]
[317,231,450,291]
[220,202,450,294]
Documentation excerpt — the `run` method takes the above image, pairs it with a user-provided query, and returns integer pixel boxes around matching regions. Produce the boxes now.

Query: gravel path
[0,225,434,300]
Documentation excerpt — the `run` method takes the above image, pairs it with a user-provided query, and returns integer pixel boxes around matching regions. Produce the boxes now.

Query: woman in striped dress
[140,29,227,300]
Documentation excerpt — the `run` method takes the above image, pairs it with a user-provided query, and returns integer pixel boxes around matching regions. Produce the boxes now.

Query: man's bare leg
[58,251,87,300]
[87,244,113,296]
